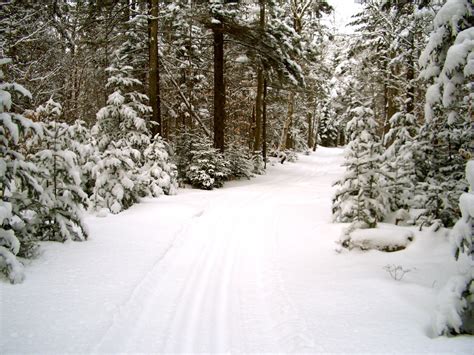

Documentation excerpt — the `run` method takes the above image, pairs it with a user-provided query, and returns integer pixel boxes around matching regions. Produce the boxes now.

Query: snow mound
[343,226,414,252]
[96,208,110,218]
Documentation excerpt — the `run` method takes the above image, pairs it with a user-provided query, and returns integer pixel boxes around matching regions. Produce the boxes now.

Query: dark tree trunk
[253,0,265,152]
[213,28,225,152]
[148,0,162,137]
[262,78,267,168]
[253,68,264,151]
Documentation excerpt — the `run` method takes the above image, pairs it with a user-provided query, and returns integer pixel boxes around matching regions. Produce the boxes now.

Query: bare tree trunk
[213,27,225,152]
[253,68,264,151]
[250,105,255,150]
[307,112,313,149]
[279,91,294,151]
[253,0,265,152]
[312,105,321,151]
[148,0,162,137]
[262,78,267,168]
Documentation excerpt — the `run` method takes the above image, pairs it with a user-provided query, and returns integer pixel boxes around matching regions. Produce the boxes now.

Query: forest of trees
[0,0,472,335]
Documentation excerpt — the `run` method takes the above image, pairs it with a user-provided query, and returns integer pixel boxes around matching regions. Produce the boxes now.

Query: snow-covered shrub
[333,106,388,228]
[91,141,141,214]
[434,160,474,335]
[225,144,253,180]
[175,131,230,190]
[340,226,414,252]
[28,99,89,242]
[94,64,151,152]
[141,135,178,197]
[67,120,99,198]
[285,149,298,163]
[434,275,473,336]
[251,151,265,175]
[383,112,418,211]
[0,58,44,283]
[92,59,174,212]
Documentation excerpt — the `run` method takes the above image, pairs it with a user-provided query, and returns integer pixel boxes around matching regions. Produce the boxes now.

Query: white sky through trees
[325,0,363,33]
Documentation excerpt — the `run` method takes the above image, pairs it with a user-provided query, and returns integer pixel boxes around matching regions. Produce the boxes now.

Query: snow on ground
[1,147,473,353]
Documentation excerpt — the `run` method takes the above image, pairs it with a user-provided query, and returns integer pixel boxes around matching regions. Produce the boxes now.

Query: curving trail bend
[91,150,343,353]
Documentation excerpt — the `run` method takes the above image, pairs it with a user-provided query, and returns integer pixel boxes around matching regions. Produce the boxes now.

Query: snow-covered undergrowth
[1,148,472,353]
[340,224,415,252]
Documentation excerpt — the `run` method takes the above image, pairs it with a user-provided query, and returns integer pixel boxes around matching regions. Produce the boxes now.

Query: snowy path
[1,148,473,353]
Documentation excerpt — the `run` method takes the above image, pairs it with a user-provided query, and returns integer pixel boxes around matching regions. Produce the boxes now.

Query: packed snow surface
[1,148,473,353]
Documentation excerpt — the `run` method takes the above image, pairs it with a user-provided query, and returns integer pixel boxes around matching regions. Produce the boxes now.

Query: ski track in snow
[89,155,329,353]
[2,148,474,354]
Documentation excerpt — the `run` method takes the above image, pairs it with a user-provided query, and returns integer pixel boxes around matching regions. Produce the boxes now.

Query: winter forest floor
[1,147,473,353]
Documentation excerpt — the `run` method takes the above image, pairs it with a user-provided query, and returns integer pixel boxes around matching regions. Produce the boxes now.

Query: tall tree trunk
[213,27,225,152]
[307,111,313,149]
[253,69,264,151]
[406,35,415,114]
[253,0,265,152]
[148,0,162,137]
[279,91,294,151]
[262,78,267,168]
[312,104,321,151]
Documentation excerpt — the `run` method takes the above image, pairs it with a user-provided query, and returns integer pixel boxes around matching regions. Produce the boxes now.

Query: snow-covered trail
[1,148,473,353]
[91,151,341,353]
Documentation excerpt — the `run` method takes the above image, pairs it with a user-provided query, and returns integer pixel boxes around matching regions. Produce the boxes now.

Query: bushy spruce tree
[383,112,418,212]
[417,0,473,227]
[433,160,474,335]
[66,119,99,198]
[0,58,45,283]
[29,99,89,242]
[91,63,148,213]
[225,144,254,180]
[93,53,177,213]
[175,131,230,190]
[141,135,178,197]
[333,106,388,228]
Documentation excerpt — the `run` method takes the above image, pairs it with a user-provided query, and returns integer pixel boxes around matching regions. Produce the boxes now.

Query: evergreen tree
[225,144,254,180]
[0,58,45,283]
[141,135,178,197]
[383,112,418,212]
[29,99,89,242]
[417,0,473,227]
[333,106,388,228]
[175,131,230,190]
[433,160,474,335]
[91,62,151,213]
[66,119,99,199]
[92,50,177,213]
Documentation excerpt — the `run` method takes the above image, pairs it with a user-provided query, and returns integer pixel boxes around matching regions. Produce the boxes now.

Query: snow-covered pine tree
[142,135,178,197]
[333,106,388,228]
[0,58,45,283]
[92,46,177,213]
[66,119,99,198]
[91,62,149,214]
[29,99,88,242]
[94,63,151,152]
[433,159,474,335]
[417,0,473,227]
[383,111,418,212]
[175,131,230,190]
[225,144,254,180]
